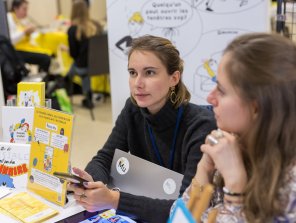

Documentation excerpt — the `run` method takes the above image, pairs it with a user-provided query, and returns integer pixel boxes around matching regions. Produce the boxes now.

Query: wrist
[223,186,245,196]
[110,190,120,209]
[224,178,247,194]
[223,187,244,205]
[224,170,247,193]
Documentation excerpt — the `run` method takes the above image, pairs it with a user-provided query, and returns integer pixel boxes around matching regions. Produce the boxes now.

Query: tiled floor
[70,95,113,169]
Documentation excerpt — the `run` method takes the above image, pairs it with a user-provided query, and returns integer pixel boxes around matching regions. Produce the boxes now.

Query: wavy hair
[128,35,191,108]
[224,33,296,222]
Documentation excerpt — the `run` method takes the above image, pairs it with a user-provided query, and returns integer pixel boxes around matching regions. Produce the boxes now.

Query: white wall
[24,0,106,26]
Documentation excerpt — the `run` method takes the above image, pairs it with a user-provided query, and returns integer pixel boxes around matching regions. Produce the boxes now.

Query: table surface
[0,188,85,223]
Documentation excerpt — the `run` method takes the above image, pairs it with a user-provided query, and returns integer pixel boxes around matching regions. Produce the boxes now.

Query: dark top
[67,25,89,68]
[85,98,216,222]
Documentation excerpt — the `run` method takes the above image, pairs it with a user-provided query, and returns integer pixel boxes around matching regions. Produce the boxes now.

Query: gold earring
[170,86,177,104]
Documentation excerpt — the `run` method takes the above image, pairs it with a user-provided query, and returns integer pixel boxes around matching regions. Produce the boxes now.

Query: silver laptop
[109,149,184,200]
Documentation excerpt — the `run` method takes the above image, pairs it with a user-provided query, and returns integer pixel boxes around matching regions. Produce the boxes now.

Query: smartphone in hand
[53,171,87,187]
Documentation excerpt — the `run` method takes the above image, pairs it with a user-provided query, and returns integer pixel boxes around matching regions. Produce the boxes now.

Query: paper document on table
[0,192,58,223]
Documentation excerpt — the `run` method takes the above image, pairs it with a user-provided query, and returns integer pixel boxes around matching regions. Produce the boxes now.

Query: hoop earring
[170,87,177,104]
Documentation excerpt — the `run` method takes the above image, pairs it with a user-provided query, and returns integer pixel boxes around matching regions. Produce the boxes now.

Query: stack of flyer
[0,81,74,223]
[0,82,46,188]
[1,81,46,144]
[0,192,58,223]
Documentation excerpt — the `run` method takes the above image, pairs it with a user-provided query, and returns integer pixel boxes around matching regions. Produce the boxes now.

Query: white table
[0,189,85,223]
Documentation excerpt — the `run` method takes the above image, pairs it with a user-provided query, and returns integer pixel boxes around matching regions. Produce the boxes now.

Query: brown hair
[11,0,28,12]
[70,0,101,40]
[128,35,191,108]
[224,33,296,222]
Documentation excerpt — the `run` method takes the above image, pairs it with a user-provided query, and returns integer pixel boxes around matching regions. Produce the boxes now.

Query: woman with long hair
[66,0,102,108]
[174,33,296,222]
[67,35,216,222]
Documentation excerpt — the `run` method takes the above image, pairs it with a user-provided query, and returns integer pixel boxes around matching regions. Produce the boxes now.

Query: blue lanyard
[147,106,184,169]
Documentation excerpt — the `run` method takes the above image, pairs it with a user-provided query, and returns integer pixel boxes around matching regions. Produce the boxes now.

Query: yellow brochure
[17,82,45,107]
[27,106,74,206]
[0,192,58,223]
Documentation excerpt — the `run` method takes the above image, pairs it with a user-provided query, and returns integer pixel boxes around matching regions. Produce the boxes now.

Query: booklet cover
[168,198,195,223]
[0,192,58,223]
[2,106,34,144]
[0,142,31,189]
[27,106,74,206]
[17,82,45,107]
[79,209,136,223]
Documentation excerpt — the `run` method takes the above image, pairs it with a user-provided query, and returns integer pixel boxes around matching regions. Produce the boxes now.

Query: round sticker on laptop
[163,178,176,195]
[116,157,130,175]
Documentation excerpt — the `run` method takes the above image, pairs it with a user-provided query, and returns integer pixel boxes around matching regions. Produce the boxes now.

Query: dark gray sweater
[85,98,216,222]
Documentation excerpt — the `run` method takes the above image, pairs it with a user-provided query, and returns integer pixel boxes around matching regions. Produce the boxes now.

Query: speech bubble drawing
[141,0,193,28]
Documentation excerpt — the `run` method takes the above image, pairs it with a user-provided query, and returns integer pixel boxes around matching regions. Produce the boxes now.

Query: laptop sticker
[163,178,177,195]
[116,157,129,175]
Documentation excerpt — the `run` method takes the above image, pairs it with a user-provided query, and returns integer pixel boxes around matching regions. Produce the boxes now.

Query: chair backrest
[88,34,110,76]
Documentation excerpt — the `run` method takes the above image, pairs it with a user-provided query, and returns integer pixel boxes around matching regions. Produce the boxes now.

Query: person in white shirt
[7,0,51,73]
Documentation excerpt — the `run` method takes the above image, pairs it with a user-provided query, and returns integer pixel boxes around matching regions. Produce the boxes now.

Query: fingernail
[83,182,88,187]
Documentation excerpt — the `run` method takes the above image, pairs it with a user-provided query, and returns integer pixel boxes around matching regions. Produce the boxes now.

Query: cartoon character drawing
[9,118,32,143]
[203,58,218,82]
[19,90,40,107]
[191,0,217,11]
[115,12,144,55]
[44,146,53,172]
[192,0,249,12]
[22,92,34,107]
[237,0,248,7]
[194,56,220,96]
[85,215,102,222]
[205,0,216,11]
[0,174,15,188]
[60,128,64,136]
[63,144,69,153]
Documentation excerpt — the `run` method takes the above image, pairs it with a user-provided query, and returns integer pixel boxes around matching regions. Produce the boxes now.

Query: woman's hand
[72,167,94,182]
[193,153,215,187]
[201,130,247,192]
[198,153,215,174]
[24,24,35,35]
[67,167,93,192]
[68,167,120,212]
[70,181,120,212]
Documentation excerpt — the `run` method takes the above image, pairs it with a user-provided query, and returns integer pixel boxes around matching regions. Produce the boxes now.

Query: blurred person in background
[65,0,102,108]
[7,0,51,73]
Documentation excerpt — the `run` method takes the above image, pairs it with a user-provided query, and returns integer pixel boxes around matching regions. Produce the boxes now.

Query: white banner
[107,0,269,121]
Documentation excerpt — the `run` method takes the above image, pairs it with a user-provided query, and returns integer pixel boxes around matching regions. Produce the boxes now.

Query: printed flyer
[0,192,58,223]
[79,209,136,223]
[27,106,74,206]
[17,82,45,107]
[2,106,34,144]
[0,142,31,189]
